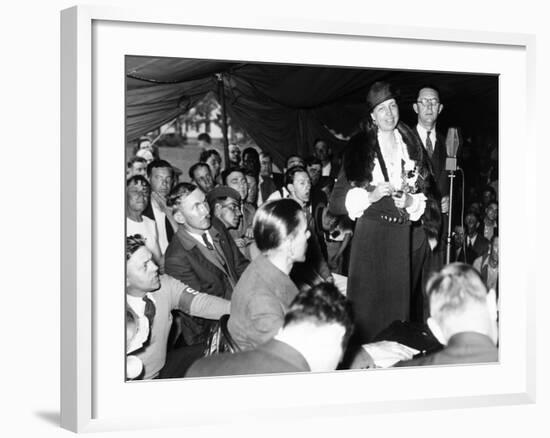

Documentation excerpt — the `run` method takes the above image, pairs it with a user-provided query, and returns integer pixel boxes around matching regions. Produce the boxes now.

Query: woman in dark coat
[328,82,440,343]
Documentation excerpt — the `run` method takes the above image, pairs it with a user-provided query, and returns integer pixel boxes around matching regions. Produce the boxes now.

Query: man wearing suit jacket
[463,211,489,265]
[164,183,249,346]
[142,159,176,254]
[413,86,450,208]
[411,86,450,322]
[258,151,283,205]
[186,282,354,377]
[396,263,498,367]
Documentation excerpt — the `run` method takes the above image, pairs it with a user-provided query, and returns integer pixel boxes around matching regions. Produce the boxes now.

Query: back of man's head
[278,282,353,371]
[426,263,498,345]
[284,283,353,337]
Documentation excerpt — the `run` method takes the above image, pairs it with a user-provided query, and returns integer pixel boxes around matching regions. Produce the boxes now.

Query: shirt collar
[416,123,437,135]
[126,292,156,315]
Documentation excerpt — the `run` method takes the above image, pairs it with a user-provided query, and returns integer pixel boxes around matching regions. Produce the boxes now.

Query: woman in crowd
[329,81,440,343]
[227,198,310,351]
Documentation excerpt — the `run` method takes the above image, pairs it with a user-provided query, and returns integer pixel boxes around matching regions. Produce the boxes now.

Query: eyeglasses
[417,98,440,107]
[221,202,241,213]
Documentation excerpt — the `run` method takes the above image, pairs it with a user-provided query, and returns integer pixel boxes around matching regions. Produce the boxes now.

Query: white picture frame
[60,5,536,433]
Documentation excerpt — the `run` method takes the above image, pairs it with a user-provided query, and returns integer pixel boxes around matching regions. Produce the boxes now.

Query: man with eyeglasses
[207,186,243,232]
[164,183,249,346]
[223,167,257,258]
[411,86,450,323]
[413,86,449,216]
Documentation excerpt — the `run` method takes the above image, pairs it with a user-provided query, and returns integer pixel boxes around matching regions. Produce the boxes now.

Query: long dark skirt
[347,215,411,343]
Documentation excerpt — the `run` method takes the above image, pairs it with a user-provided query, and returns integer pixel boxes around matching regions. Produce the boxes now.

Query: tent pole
[217,73,230,168]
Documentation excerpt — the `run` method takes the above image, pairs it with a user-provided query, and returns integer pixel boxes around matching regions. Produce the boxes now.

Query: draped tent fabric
[126,56,498,169]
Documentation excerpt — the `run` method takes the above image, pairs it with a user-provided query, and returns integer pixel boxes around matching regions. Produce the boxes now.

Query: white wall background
[1,1,546,437]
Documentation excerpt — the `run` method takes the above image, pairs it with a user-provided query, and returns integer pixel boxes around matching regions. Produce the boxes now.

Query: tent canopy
[126,56,498,168]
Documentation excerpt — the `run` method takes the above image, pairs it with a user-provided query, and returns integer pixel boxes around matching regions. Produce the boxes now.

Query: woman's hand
[368,182,392,203]
[392,191,413,209]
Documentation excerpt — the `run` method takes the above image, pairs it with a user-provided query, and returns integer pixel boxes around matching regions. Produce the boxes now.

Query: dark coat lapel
[175,228,229,277]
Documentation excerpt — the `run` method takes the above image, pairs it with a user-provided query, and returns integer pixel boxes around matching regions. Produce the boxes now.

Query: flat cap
[206,185,241,208]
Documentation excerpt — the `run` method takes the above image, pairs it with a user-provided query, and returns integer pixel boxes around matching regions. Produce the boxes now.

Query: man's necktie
[202,233,214,250]
[203,232,229,272]
[142,295,156,330]
[426,130,434,158]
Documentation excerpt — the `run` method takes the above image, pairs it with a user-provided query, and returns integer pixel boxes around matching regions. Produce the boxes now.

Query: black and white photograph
[124,57,500,381]
[49,1,542,434]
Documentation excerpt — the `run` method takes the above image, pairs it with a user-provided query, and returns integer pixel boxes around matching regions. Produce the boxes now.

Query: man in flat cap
[207,186,243,232]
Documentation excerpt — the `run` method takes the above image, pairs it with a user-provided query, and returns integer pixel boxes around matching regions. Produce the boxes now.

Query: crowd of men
[125,85,499,380]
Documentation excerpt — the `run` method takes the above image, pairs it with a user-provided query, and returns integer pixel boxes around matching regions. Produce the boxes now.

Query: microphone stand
[444,127,460,265]
[445,169,456,265]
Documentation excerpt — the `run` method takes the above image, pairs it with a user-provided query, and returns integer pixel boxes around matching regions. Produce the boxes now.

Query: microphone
[445,127,460,171]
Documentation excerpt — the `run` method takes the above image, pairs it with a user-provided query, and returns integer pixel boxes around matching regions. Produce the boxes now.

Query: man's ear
[427,317,448,346]
[173,209,186,225]
[286,183,295,197]
[413,103,419,115]
[438,103,444,114]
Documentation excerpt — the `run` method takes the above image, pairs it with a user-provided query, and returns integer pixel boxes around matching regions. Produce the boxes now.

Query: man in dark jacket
[164,183,249,346]
[186,282,354,377]
[396,263,498,367]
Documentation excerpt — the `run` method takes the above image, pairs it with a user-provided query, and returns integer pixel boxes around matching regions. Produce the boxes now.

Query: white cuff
[345,187,371,220]
[406,193,427,221]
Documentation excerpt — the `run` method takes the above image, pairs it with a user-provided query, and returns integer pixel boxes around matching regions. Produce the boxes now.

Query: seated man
[189,162,215,194]
[396,263,498,367]
[463,211,489,264]
[206,186,242,232]
[186,282,353,377]
[285,165,333,289]
[258,151,283,205]
[125,235,230,379]
[480,201,498,241]
[164,183,249,346]
[222,167,256,257]
[199,149,222,186]
[142,159,176,254]
[473,234,499,295]
[127,156,148,179]
[228,143,241,168]
[126,175,162,268]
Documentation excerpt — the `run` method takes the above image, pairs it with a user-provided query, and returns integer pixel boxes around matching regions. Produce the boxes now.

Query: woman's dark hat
[366,81,398,112]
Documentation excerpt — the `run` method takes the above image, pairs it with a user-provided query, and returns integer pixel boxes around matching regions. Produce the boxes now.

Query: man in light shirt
[142,159,176,254]
[126,175,162,269]
[125,234,230,379]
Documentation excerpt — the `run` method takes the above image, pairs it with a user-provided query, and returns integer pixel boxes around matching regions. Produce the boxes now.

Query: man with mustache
[164,183,249,346]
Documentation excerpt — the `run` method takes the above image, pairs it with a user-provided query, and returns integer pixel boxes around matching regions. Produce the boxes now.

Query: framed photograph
[61,5,535,433]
